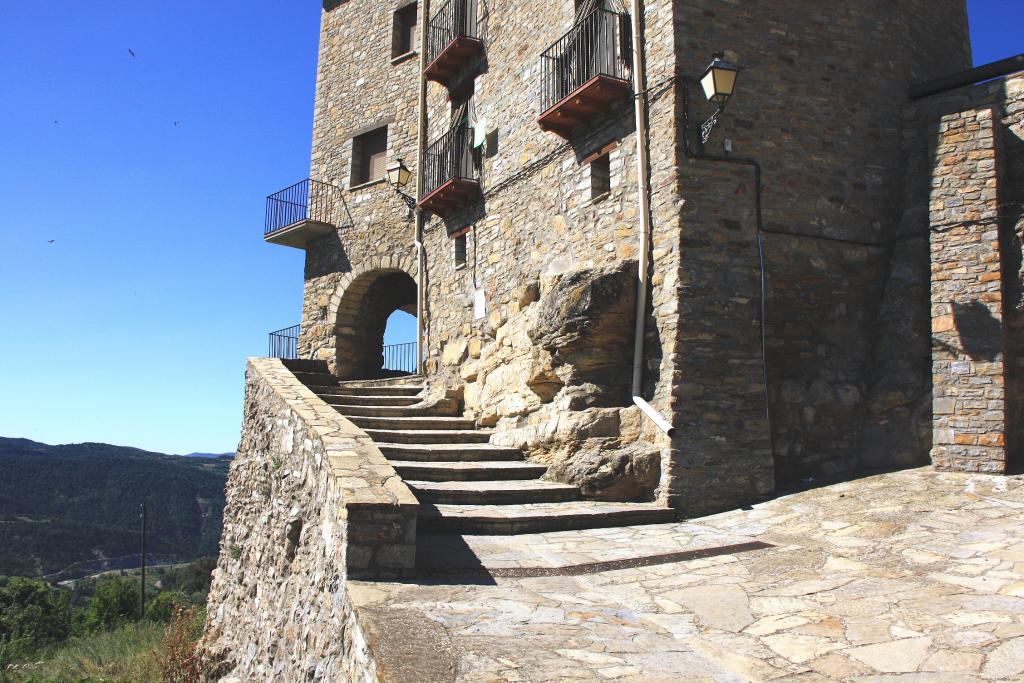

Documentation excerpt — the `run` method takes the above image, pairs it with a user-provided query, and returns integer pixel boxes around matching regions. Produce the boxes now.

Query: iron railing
[269,324,300,359]
[265,179,342,236]
[423,120,476,196]
[382,342,417,374]
[427,0,479,66]
[540,8,632,113]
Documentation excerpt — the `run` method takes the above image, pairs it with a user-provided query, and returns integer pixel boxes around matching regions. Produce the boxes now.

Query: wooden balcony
[537,8,633,140]
[424,0,482,88]
[537,74,632,140]
[263,179,341,249]
[418,177,481,219]
[417,121,481,219]
[424,35,484,87]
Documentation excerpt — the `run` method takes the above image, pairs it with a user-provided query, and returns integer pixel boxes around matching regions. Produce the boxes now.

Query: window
[351,126,388,186]
[453,233,467,269]
[392,3,418,58]
[590,153,610,199]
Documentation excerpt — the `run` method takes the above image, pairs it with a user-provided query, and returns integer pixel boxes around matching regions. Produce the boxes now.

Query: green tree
[85,578,139,631]
[0,578,71,655]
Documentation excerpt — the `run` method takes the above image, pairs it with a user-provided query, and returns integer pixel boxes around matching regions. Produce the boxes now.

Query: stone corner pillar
[928,106,1008,473]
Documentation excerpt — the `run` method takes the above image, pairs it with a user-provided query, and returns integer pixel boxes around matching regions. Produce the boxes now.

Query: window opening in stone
[351,126,388,186]
[392,3,418,58]
[590,152,611,199]
[453,233,467,269]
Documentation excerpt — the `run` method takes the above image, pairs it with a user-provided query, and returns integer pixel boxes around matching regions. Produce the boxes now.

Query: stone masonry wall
[897,73,1024,473]
[200,358,416,680]
[668,0,971,501]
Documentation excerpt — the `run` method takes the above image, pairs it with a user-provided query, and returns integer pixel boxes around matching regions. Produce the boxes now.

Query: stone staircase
[291,368,675,534]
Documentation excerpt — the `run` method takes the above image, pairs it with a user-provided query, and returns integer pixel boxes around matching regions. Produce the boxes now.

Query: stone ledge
[247,357,418,575]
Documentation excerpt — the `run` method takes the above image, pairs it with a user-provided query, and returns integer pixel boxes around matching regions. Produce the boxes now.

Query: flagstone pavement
[348,468,1024,681]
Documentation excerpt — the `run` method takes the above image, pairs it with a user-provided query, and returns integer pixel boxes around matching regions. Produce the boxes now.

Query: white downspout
[414,0,430,375]
[629,0,675,437]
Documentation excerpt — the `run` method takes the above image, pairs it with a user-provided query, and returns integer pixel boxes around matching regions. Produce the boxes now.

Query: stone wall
[200,358,416,680]
[669,0,971,498]
[897,73,1024,473]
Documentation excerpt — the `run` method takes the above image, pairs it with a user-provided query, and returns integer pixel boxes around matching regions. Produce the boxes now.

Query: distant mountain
[0,437,229,579]
[182,452,235,459]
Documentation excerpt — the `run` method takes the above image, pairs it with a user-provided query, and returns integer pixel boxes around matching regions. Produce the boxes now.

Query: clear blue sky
[0,2,1020,455]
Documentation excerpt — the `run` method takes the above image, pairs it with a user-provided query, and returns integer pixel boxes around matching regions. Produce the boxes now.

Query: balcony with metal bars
[263,179,342,249]
[424,0,483,88]
[417,120,481,218]
[538,8,632,140]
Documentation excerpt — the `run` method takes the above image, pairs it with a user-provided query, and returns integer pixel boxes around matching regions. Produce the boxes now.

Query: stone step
[347,415,477,431]
[377,443,524,462]
[307,385,423,397]
[328,404,432,417]
[390,461,548,482]
[407,480,580,505]
[363,429,492,444]
[337,375,423,387]
[318,395,422,407]
[418,502,675,535]
[291,371,337,386]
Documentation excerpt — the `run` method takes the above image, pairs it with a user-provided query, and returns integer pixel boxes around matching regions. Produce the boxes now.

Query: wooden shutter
[366,128,387,181]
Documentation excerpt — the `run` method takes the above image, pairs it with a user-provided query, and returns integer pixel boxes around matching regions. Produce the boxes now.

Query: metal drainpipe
[414,0,430,375]
[629,0,675,437]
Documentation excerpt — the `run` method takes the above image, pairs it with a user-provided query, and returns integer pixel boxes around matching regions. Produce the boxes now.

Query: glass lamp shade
[700,56,740,106]
[386,159,412,189]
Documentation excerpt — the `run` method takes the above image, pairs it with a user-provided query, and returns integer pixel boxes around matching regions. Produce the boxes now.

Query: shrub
[0,578,71,655]
[156,605,204,683]
[146,592,185,624]
[84,578,139,631]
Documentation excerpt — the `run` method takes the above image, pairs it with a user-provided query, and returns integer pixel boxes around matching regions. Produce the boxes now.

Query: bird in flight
[47,240,55,244]
[174,121,181,126]
[128,48,136,58]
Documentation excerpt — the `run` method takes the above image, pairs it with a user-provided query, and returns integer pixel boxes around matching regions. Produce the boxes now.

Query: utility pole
[140,502,147,620]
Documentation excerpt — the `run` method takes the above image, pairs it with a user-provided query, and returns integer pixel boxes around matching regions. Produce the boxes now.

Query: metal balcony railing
[540,8,632,113]
[268,324,300,359]
[427,0,479,66]
[382,342,417,374]
[264,179,342,236]
[423,120,476,197]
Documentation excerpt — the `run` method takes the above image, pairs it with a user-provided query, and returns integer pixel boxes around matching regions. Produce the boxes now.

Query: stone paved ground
[348,468,1024,681]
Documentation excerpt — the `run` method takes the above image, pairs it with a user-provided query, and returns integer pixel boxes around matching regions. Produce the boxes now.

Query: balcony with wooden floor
[537,8,633,140]
[417,121,481,219]
[263,179,343,249]
[424,0,483,88]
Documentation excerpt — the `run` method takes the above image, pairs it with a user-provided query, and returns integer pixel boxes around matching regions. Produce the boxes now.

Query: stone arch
[327,254,418,379]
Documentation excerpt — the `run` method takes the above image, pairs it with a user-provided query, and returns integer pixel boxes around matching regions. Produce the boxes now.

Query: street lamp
[385,158,416,213]
[698,53,741,144]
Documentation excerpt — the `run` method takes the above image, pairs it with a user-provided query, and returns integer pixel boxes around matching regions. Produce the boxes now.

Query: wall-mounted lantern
[386,158,416,213]
[698,53,741,143]
[386,158,412,190]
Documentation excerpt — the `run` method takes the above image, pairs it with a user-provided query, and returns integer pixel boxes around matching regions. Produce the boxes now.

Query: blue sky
[0,2,1020,455]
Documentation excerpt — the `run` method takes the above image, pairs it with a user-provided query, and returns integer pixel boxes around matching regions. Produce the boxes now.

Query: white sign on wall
[474,289,486,320]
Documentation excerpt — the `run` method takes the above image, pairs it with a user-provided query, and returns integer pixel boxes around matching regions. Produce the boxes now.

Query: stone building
[200,0,1023,677]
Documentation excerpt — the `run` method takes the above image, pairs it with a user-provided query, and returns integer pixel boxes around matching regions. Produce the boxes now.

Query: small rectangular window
[590,153,611,199]
[453,233,467,269]
[392,3,418,58]
[351,126,388,186]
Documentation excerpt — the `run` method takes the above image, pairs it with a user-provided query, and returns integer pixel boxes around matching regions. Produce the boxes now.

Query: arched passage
[333,268,417,379]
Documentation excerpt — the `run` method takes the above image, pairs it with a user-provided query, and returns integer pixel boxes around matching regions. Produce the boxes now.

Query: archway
[333,269,417,379]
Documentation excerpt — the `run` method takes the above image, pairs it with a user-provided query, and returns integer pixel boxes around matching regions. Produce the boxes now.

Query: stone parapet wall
[200,358,415,680]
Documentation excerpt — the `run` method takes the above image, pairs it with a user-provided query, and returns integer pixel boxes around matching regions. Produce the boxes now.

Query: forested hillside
[0,437,230,577]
